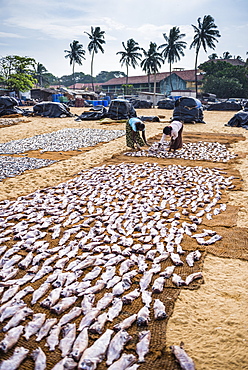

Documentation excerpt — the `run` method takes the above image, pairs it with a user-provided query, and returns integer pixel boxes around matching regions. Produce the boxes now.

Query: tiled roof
[68,83,102,89]
[101,70,203,86]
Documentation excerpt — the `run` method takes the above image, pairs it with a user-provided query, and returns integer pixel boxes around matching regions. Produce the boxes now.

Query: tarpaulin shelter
[130,99,153,108]
[106,99,136,120]
[157,99,175,109]
[173,96,204,123]
[0,96,26,116]
[225,109,248,129]
[33,102,72,118]
[75,106,107,121]
[207,101,242,111]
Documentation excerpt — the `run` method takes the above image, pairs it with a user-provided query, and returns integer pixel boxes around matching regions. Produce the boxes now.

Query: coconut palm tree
[116,39,142,95]
[141,42,164,92]
[158,26,187,92]
[208,53,218,60]
[34,62,47,87]
[64,40,86,89]
[190,15,221,95]
[222,51,232,59]
[85,26,105,91]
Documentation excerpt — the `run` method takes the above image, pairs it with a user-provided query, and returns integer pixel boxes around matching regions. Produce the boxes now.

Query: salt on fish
[136,330,151,363]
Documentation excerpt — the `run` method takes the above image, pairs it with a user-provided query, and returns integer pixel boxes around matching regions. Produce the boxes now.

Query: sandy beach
[0,107,248,369]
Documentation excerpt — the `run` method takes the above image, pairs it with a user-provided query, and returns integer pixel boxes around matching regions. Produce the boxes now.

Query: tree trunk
[125,65,129,95]
[73,61,75,90]
[194,48,199,96]
[169,62,173,92]
[91,51,95,92]
[148,73,151,92]
[153,72,157,107]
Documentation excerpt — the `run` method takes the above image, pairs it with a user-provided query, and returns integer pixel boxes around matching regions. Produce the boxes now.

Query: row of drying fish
[124,141,237,162]
[0,162,232,369]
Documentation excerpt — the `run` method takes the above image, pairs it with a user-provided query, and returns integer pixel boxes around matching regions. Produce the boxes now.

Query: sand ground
[0,107,248,369]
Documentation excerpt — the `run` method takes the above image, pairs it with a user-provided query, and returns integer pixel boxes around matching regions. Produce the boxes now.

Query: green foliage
[0,55,37,92]
[95,71,126,82]
[202,76,244,98]
[200,60,248,97]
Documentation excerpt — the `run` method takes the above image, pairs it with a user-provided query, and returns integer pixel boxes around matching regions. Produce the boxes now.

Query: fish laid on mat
[170,342,195,370]
[0,346,29,370]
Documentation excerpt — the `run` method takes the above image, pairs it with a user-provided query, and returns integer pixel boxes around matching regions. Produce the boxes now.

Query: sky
[0,0,247,79]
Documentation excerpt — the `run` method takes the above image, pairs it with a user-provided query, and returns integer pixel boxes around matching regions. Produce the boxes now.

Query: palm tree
[158,26,187,92]
[141,42,164,92]
[208,53,218,60]
[116,39,142,94]
[190,15,221,95]
[85,26,105,91]
[34,62,47,87]
[222,51,232,59]
[64,40,86,89]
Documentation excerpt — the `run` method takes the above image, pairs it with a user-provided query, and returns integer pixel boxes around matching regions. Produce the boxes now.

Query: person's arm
[142,131,149,146]
[132,130,141,149]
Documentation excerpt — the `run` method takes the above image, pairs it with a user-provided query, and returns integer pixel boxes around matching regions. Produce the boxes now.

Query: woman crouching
[159,119,183,151]
[126,117,149,150]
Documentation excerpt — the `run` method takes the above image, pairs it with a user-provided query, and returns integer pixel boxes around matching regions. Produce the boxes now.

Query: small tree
[190,15,221,96]
[64,40,86,89]
[116,39,142,95]
[85,27,106,92]
[159,26,187,92]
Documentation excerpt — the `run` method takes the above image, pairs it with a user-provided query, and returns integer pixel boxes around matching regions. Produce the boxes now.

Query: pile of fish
[124,141,237,162]
[0,156,57,181]
[0,118,24,127]
[0,162,233,369]
[0,128,125,154]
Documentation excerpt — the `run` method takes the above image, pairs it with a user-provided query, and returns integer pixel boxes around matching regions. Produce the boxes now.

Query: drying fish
[46,324,61,351]
[137,305,150,326]
[78,329,113,370]
[172,273,186,287]
[0,300,26,321]
[139,271,153,291]
[0,325,24,352]
[71,327,88,361]
[122,288,140,304]
[51,356,77,370]
[81,279,106,295]
[108,353,137,370]
[196,233,222,245]
[153,299,167,320]
[52,272,69,288]
[89,312,108,334]
[36,318,58,342]
[31,282,51,305]
[107,297,123,322]
[78,307,100,331]
[136,330,151,363]
[152,277,165,294]
[1,284,20,304]
[23,313,46,340]
[60,281,79,298]
[81,294,95,315]
[51,296,77,314]
[186,250,201,267]
[96,292,114,310]
[31,265,53,283]
[83,266,102,281]
[3,307,33,332]
[40,286,62,308]
[119,259,135,275]
[170,252,184,266]
[32,347,46,370]
[58,306,82,326]
[59,323,76,357]
[106,330,133,365]
[18,251,33,269]
[171,342,195,370]
[113,313,137,331]
[0,346,29,370]
[159,265,175,278]
[185,272,203,286]
[141,290,152,308]
[75,280,91,295]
